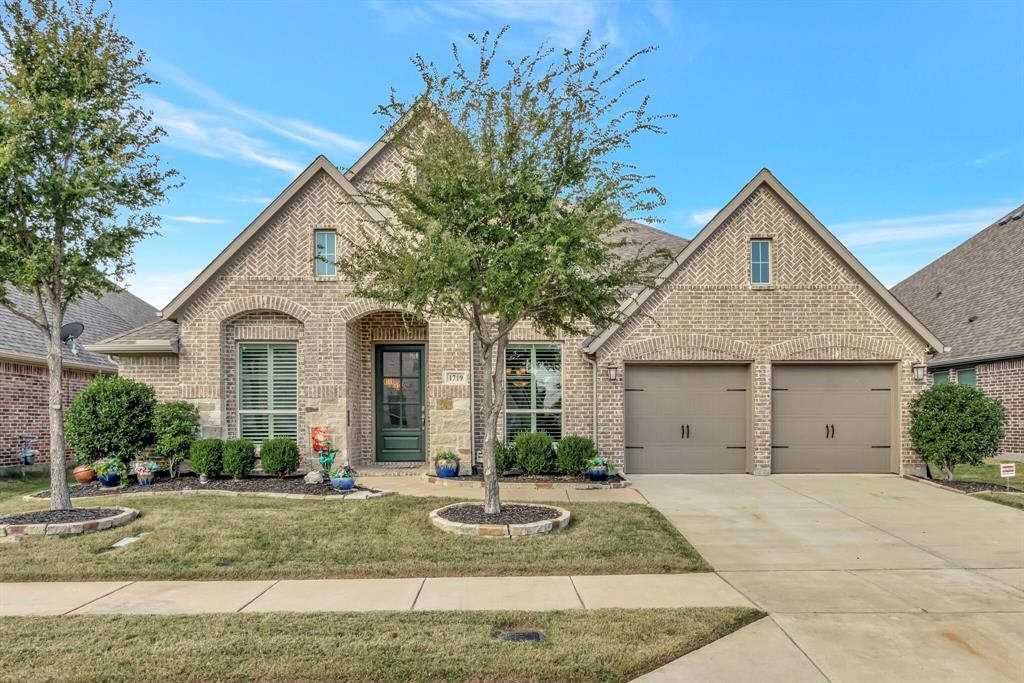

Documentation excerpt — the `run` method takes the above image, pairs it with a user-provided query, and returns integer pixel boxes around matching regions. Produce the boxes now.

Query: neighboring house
[892,205,1024,458]
[90,126,943,477]
[0,284,157,468]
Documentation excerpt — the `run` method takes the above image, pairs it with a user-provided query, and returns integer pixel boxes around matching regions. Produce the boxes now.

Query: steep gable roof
[891,204,1024,366]
[161,156,387,320]
[583,168,944,354]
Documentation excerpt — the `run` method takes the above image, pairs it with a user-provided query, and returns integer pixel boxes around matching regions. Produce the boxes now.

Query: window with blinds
[238,343,298,447]
[505,344,562,441]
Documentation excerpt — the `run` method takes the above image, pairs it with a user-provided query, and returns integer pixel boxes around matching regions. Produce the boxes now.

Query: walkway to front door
[375,344,425,462]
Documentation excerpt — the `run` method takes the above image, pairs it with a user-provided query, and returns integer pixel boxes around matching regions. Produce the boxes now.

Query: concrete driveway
[632,474,1024,683]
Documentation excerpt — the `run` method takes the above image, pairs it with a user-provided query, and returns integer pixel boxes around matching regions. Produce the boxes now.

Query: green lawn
[940,459,1023,491]
[975,492,1024,511]
[0,608,762,683]
[0,474,708,581]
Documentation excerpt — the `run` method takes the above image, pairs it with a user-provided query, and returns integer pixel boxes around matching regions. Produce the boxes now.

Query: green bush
[556,435,597,476]
[65,375,155,465]
[494,439,515,474]
[260,438,300,477]
[188,438,223,477]
[222,439,256,480]
[514,431,556,476]
[910,383,1006,481]
[153,402,199,477]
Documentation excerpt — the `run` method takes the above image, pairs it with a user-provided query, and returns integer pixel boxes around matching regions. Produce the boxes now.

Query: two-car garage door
[624,363,894,474]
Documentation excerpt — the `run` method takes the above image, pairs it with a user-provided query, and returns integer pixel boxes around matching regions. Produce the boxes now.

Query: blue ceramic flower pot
[435,461,459,478]
[137,474,154,487]
[98,473,121,487]
[587,467,608,482]
[331,476,355,491]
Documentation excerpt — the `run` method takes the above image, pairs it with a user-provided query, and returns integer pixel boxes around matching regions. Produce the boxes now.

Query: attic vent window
[967,315,978,323]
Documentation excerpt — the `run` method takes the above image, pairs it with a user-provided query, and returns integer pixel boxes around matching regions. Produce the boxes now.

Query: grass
[974,492,1024,511]
[0,608,763,682]
[0,474,707,581]
[938,459,1022,490]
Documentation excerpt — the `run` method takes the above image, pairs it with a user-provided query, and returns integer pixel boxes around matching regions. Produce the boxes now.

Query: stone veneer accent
[0,506,137,543]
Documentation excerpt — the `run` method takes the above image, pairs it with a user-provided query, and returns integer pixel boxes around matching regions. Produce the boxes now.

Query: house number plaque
[443,370,467,385]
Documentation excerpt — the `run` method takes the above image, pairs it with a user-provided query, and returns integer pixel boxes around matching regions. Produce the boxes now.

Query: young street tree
[339,28,672,514]
[0,0,178,509]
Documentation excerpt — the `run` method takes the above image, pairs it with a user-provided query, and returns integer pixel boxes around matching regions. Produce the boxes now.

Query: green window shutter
[239,343,298,447]
[504,344,562,442]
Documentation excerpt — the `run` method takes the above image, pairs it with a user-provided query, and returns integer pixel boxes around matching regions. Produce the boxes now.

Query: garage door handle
[830,424,835,439]
[680,424,690,439]
[825,424,829,439]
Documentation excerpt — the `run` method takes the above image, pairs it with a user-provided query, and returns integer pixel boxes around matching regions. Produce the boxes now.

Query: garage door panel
[772,365,893,474]
[625,365,748,474]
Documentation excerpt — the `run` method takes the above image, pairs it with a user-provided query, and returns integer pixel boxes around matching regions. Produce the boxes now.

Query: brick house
[90,131,943,476]
[0,284,157,468]
[892,205,1024,458]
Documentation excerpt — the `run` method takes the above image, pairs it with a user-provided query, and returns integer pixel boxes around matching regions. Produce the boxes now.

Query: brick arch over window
[340,299,422,323]
[769,334,907,361]
[617,334,757,362]
[212,296,312,324]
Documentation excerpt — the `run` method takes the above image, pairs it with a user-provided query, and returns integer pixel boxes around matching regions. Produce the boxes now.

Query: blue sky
[113,0,1023,307]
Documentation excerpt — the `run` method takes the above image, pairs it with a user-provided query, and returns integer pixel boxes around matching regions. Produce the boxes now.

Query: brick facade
[940,360,1024,457]
[112,155,935,476]
[0,359,102,467]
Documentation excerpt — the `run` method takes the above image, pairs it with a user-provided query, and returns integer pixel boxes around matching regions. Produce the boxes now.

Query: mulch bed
[0,508,123,525]
[33,473,361,499]
[437,503,561,525]
[934,479,1024,494]
[466,472,627,485]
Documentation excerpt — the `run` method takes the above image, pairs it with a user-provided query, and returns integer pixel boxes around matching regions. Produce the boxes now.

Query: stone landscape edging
[24,487,397,503]
[1,506,138,543]
[423,473,630,490]
[429,501,572,538]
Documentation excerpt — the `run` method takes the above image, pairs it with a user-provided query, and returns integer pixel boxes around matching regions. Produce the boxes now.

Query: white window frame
[751,238,772,285]
[503,343,564,441]
[314,230,337,277]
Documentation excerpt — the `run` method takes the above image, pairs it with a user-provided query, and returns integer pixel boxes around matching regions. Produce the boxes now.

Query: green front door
[375,344,426,462]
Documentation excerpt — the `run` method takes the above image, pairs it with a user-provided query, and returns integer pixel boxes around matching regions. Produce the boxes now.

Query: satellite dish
[60,322,85,356]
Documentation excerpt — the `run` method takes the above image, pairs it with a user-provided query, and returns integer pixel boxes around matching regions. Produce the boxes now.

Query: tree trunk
[944,463,955,482]
[477,333,505,515]
[46,301,72,510]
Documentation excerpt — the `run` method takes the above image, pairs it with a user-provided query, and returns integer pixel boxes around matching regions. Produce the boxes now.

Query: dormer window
[315,230,336,276]
[751,239,771,285]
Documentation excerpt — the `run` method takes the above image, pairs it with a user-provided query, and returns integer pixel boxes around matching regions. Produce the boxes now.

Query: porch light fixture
[606,366,619,381]
[912,364,927,382]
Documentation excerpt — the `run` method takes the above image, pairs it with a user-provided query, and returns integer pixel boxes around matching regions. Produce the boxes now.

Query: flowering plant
[586,455,616,475]
[329,463,357,479]
[93,457,124,477]
[134,461,159,475]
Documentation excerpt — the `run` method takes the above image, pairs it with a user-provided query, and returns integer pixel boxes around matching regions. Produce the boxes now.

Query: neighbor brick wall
[0,360,101,467]
[974,360,1023,456]
[594,185,931,475]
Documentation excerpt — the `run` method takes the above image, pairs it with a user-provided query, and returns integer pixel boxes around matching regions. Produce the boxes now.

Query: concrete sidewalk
[0,572,752,616]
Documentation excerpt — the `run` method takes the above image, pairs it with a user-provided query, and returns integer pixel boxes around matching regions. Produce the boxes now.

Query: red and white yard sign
[1000,463,1016,478]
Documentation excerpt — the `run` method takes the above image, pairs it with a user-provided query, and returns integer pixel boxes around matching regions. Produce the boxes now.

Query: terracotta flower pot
[73,465,96,483]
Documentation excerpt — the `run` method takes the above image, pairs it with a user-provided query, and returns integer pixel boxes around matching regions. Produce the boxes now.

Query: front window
[932,370,949,385]
[751,239,771,284]
[956,368,976,387]
[315,230,336,276]
[505,344,562,441]
[238,343,298,447]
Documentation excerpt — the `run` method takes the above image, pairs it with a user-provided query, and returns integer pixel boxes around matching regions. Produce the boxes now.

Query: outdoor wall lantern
[606,366,619,381]
[912,364,927,382]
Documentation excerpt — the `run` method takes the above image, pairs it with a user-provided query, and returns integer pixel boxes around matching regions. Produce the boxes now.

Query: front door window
[375,345,425,461]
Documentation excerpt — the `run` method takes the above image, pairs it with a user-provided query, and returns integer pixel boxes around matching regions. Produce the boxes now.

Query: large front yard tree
[340,28,672,514]
[0,0,177,509]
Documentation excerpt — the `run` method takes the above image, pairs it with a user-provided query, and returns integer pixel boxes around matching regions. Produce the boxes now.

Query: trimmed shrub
[910,383,1006,481]
[65,375,155,465]
[514,431,556,476]
[222,439,257,480]
[494,439,515,474]
[556,435,597,476]
[189,438,223,477]
[153,402,199,477]
[260,438,300,477]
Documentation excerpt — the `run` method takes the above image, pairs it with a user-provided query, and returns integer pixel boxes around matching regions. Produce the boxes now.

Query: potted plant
[95,458,124,487]
[433,451,460,478]
[329,464,357,491]
[134,461,158,486]
[72,458,96,483]
[586,455,615,482]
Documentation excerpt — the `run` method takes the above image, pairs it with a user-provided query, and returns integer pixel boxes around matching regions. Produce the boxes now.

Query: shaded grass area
[937,459,1023,491]
[975,492,1024,511]
[0,475,707,580]
[0,609,763,683]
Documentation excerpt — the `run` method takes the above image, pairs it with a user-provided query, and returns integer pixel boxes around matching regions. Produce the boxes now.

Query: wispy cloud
[833,205,1014,247]
[165,215,226,224]
[968,147,1012,166]
[647,0,673,30]
[149,97,305,175]
[228,196,273,205]
[688,208,718,227]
